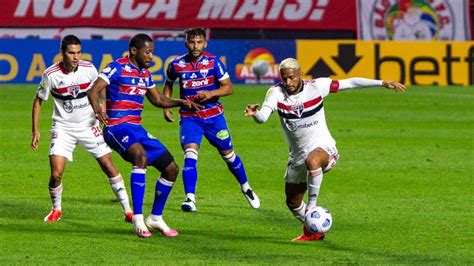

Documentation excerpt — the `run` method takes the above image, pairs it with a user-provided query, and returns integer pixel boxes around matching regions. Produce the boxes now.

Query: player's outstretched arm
[337,78,406,92]
[162,81,175,122]
[87,77,108,125]
[245,104,273,124]
[31,95,43,151]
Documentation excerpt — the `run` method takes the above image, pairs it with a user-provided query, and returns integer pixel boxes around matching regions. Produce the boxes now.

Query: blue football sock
[224,153,248,185]
[182,157,198,195]
[130,167,146,215]
[151,177,174,216]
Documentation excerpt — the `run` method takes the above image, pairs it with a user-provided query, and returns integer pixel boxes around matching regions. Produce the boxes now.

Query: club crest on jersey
[290,103,304,117]
[200,69,208,77]
[67,85,80,98]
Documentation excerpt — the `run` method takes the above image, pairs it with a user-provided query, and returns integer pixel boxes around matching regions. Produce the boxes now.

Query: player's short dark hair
[60,35,81,51]
[185,28,206,41]
[129,33,153,51]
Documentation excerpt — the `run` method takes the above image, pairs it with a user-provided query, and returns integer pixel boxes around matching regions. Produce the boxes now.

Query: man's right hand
[31,131,40,151]
[245,104,260,116]
[95,110,108,126]
[164,108,174,122]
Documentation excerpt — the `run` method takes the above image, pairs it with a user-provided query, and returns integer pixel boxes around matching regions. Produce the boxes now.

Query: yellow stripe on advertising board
[297,40,474,86]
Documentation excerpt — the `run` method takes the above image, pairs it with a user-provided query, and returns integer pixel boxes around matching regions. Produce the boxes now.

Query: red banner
[0,0,356,30]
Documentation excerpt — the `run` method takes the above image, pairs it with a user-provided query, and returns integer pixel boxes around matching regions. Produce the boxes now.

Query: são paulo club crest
[370,0,454,40]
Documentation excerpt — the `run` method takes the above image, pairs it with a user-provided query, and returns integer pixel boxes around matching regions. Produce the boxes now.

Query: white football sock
[291,201,306,223]
[186,193,196,202]
[307,168,323,210]
[49,182,63,210]
[109,174,132,213]
[240,181,250,192]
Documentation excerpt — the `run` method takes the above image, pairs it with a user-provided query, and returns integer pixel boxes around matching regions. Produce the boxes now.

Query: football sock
[186,193,196,202]
[151,177,174,216]
[148,214,172,231]
[183,148,198,195]
[291,201,306,223]
[222,151,248,185]
[307,168,323,210]
[108,174,132,213]
[130,167,146,215]
[49,182,63,210]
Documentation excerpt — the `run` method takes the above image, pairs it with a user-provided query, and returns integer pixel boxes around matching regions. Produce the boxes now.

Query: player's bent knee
[152,150,176,174]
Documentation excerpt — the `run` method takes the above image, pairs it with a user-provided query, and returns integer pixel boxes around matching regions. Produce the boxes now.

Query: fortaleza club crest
[370,0,454,40]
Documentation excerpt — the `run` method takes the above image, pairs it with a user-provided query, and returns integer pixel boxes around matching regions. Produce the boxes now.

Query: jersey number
[92,126,103,137]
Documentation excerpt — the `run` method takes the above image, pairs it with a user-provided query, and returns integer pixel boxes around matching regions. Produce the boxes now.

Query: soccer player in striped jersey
[245,58,405,242]
[31,35,133,223]
[162,28,260,213]
[87,33,201,238]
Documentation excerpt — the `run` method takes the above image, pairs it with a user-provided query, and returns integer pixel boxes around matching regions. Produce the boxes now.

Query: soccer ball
[251,60,270,76]
[304,206,332,234]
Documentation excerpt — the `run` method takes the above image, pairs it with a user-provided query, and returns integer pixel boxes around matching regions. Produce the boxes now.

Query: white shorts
[284,145,339,184]
[49,123,111,162]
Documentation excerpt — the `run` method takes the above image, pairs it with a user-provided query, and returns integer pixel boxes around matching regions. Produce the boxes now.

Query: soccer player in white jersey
[31,35,133,223]
[245,58,405,242]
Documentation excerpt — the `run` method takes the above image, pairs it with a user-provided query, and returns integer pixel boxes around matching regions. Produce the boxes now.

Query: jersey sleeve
[36,72,51,101]
[312,78,337,98]
[214,57,230,81]
[147,71,156,89]
[166,61,178,82]
[98,61,119,85]
[253,86,279,123]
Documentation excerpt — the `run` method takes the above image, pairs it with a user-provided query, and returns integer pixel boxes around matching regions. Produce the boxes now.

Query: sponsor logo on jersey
[122,136,129,143]
[63,100,73,113]
[216,130,229,140]
[182,77,213,89]
[202,59,209,66]
[178,60,186,68]
[190,73,197,79]
[285,119,318,132]
[63,100,90,113]
[138,78,145,87]
[106,67,117,78]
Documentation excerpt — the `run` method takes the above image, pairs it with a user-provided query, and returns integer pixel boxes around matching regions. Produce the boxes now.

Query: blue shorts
[179,114,233,151]
[104,123,170,165]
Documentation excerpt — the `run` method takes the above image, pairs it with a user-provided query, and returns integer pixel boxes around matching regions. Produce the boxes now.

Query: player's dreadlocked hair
[60,35,81,51]
[185,28,206,41]
[129,33,153,51]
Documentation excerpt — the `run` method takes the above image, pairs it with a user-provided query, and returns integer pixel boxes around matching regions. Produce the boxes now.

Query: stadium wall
[1,39,473,86]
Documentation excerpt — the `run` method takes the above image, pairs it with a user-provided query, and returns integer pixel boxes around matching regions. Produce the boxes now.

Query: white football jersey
[37,61,97,128]
[261,78,337,164]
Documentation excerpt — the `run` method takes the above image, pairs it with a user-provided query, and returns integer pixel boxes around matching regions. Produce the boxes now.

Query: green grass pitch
[0,84,472,264]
